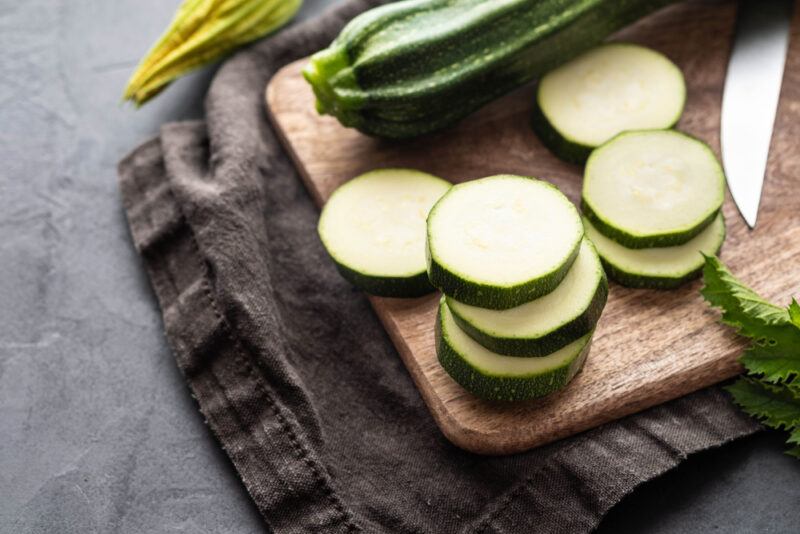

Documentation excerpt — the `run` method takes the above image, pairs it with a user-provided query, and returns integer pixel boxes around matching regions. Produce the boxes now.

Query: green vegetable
[446,239,607,356]
[584,212,725,289]
[702,256,800,458]
[582,130,725,249]
[436,298,593,401]
[426,175,583,309]
[318,168,451,297]
[533,43,686,164]
[303,0,677,138]
[125,0,301,106]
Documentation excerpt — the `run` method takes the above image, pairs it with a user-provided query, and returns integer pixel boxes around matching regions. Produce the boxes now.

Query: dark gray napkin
[118,1,760,532]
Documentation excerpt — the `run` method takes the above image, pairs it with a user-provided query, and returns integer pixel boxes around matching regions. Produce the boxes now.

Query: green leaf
[701,255,791,331]
[789,427,800,446]
[701,255,800,384]
[787,428,800,458]
[705,256,800,459]
[725,377,800,431]
[740,344,800,386]
[790,299,800,328]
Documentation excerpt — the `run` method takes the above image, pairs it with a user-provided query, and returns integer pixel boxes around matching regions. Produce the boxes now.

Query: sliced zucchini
[447,239,607,357]
[427,175,583,309]
[533,43,686,164]
[436,299,592,402]
[582,130,725,248]
[584,212,726,289]
[318,168,451,297]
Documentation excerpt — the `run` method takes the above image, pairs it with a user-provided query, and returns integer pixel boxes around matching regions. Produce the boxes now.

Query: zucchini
[584,212,726,289]
[304,0,678,139]
[437,298,592,402]
[533,43,686,164]
[318,168,450,297]
[447,239,607,356]
[582,130,725,248]
[426,175,583,309]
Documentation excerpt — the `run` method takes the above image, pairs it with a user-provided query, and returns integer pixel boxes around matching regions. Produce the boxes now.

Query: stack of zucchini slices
[427,175,608,401]
[534,43,726,288]
[581,130,726,288]
[318,171,607,402]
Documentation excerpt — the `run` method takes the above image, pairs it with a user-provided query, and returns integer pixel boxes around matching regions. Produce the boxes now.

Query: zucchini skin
[599,257,704,289]
[447,273,607,356]
[436,301,592,401]
[331,260,435,298]
[581,196,719,250]
[304,0,678,139]
[531,99,595,165]
[590,214,726,289]
[427,238,581,310]
[598,243,724,289]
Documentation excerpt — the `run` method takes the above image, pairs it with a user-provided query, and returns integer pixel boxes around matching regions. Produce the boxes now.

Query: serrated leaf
[702,255,800,384]
[740,344,800,385]
[790,299,800,328]
[702,255,790,331]
[787,429,800,458]
[726,377,800,431]
[705,257,800,460]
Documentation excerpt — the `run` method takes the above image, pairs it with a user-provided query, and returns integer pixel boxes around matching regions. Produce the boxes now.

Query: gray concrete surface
[0,1,798,533]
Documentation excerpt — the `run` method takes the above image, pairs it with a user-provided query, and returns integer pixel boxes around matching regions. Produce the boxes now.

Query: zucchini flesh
[304,0,678,138]
[318,168,451,297]
[582,130,725,248]
[447,239,607,356]
[426,175,583,309]
[437,299,592,401]
[533,43,685,164]
[584,212,726,289]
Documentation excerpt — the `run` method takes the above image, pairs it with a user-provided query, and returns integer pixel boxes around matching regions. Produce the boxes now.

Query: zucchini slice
[533,43,686,164]
[582,130,725,248]
[427,175,583,309]
[447,239,607,356]
[318,168,451,297]
[584,212,726,289]
[437,299,592,402]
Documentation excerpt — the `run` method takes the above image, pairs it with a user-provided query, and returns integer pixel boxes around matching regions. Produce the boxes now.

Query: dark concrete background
[1,1,798,532]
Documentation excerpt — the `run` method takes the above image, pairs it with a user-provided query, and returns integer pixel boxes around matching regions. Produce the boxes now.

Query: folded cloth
[118,1,760,532]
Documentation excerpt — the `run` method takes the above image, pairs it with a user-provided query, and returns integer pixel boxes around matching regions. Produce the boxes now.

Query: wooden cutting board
[266,1,800,455]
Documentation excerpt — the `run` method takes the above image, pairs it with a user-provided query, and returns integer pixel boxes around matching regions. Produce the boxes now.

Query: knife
[721,0,793,229]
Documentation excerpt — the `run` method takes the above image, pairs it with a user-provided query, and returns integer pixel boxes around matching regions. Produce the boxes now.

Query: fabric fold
[118,1,761,532]
[120,125,360,533]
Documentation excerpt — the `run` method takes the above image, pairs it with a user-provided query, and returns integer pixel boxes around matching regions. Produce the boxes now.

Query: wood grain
[266,1,800,454]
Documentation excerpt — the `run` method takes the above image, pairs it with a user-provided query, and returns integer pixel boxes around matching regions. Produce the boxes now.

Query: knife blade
[721,0,793,229]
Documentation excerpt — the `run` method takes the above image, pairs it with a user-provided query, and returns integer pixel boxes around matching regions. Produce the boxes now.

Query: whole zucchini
[303,0,677,139]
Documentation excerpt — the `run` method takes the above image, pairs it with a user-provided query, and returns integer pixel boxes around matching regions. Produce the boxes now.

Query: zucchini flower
[124,0,302,106]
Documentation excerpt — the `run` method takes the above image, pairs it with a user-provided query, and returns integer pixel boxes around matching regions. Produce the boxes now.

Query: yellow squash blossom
[124,0,302,106]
